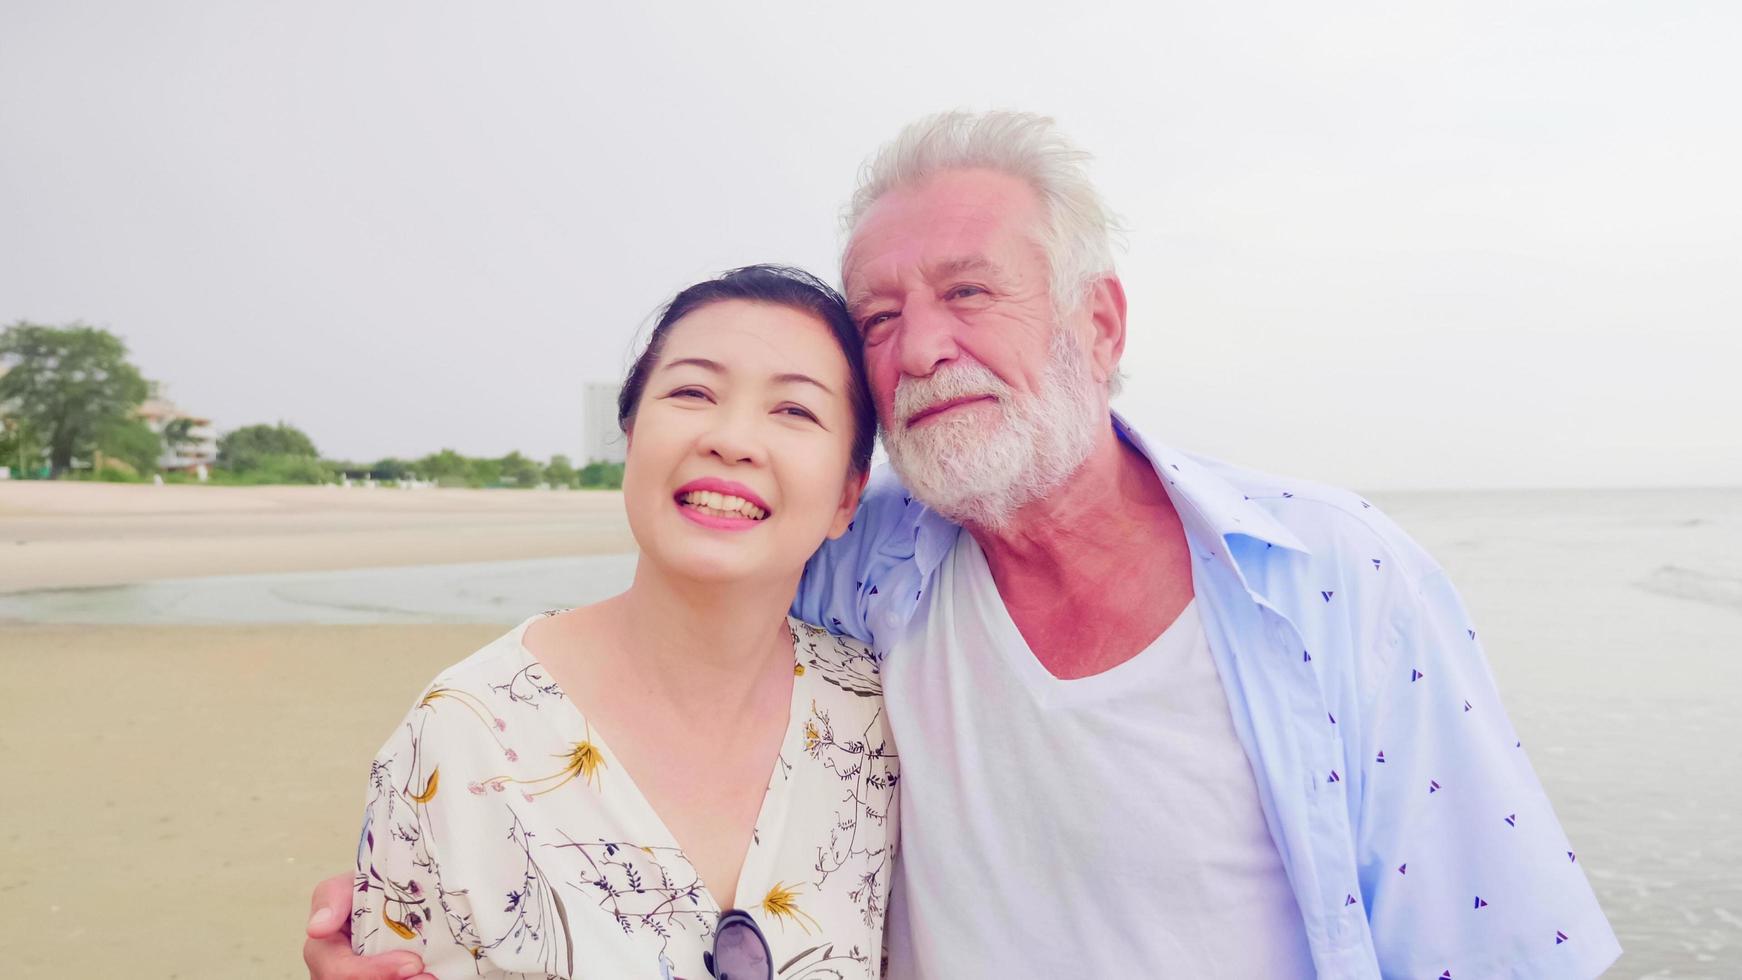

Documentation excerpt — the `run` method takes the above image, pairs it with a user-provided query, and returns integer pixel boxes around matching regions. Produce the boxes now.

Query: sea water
[3,488,1737,974]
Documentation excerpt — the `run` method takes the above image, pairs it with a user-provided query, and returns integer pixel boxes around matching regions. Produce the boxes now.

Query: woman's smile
[674,477,772,530]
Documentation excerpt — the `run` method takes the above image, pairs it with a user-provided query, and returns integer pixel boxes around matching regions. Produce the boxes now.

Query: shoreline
[1,484,1738,976]
[0,482,634,592]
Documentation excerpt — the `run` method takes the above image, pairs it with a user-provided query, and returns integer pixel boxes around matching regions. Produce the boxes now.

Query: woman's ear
[826,469,870,540]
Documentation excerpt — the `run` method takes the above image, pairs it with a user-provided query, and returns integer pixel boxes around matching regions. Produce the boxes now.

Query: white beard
[881,329,1103,531]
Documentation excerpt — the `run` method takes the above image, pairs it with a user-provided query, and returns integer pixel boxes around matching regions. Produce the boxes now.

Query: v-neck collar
[506,612,810,914]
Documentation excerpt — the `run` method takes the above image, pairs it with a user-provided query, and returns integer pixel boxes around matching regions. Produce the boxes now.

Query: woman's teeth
[678,490,768,520]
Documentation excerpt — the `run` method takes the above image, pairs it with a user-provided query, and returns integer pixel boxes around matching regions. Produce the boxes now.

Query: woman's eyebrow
[658,357,724,375]
[773,372,834,395]
[661,357,833,396]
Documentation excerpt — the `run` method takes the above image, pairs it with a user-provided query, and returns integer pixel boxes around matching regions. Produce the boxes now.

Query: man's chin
[887,450,1013,520]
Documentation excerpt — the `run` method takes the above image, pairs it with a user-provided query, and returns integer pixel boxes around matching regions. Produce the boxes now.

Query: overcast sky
[2,1,1737,490]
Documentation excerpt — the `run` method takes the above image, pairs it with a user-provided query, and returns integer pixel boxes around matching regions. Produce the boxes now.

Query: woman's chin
[648,544,781,587]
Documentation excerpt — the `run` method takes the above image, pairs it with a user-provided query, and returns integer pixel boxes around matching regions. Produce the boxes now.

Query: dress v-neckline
[508,613,808,915]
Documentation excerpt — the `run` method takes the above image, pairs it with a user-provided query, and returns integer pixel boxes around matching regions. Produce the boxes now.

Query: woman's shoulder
[789,617,885,701]
[418,615,547,698]
[385,613,564,745]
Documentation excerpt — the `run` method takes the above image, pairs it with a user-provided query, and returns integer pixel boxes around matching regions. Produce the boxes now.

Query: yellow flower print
[419,685,516,761]
[408,767,439,803]
[473,724,607,798]
[383,906,417,940]
[760,881,823,934]
[420,686,506,733]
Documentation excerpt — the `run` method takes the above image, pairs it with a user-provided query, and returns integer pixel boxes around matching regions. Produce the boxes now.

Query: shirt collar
[1113,412,1311,557]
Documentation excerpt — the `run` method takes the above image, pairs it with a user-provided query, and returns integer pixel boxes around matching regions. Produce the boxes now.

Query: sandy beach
[0,481,636,592]
[1,482,1739,978]
[0,484,634,978]
[0,623,503,979]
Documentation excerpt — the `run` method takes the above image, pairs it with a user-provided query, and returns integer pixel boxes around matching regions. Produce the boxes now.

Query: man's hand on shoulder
[303,872,433,980]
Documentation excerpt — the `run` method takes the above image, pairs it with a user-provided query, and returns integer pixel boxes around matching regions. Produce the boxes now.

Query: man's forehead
[844,253,1003,307]
[842,170,1045,292]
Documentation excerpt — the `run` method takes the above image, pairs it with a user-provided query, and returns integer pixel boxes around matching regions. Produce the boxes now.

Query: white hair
[844,109,1126,392]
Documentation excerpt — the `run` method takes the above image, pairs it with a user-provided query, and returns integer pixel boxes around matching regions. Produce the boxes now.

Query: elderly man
[307,111,1617,978]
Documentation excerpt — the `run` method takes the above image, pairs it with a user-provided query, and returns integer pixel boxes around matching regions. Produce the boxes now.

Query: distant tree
[162,417,197,460]
[0,417,37,476]
[218,423,318,471]
[467,457,503,488]
[544,454,577,488]
[371,457,412,481]
[97,417,164,474]
[251,454,332,485]
[578,460,625,489]
[0,321,152,474]
[497,450,543,488]
[416,449,470,486]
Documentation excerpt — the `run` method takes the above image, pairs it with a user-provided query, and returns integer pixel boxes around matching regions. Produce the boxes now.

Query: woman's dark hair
[617,265,876,475]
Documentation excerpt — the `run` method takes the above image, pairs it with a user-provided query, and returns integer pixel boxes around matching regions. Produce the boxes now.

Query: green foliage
[369,457,412,481]
[414,448,470,485]
[162,417,197,455]
[218,423,319,471]
[0,417,42,477]
[467,457,503,487]
[496,450,543,488]
[84,464,146,483]
[96,417,164,473]
[0,321,151,474]
[544,454,577,488]
[578,460,625,489]
[247,454,332,484]
[199,454,332,485]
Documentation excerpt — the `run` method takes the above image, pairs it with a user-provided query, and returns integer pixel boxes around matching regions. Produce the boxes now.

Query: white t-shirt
[882,530,1315,978]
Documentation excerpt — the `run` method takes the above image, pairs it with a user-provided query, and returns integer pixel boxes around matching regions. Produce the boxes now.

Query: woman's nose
[696,410,763,465]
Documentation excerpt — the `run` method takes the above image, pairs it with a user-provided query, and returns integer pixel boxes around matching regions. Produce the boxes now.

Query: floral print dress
[352,614,899,979]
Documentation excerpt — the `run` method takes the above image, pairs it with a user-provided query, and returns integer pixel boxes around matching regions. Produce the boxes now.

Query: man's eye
[862,312,895,331]
[946,285,984,300]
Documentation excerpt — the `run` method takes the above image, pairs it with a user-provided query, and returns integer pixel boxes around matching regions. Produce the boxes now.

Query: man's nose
[896,298,962,379]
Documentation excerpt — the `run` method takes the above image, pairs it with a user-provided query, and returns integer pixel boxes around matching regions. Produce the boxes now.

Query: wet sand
[0,481,635,592]
[0,484,1738,977]
[0,484,631,978]
[0,623,503,980]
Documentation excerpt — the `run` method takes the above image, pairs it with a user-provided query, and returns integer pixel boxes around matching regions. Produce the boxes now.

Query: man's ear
[1084,275,1128,387]
[826,469,870,540]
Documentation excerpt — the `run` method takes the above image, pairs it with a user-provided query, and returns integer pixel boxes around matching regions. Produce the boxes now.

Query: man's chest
[880,597,1314,973]
[885,596,1271,848]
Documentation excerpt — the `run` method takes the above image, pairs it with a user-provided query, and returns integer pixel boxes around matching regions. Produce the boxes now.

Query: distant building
[137,397,219,472]
[583,382,626,464]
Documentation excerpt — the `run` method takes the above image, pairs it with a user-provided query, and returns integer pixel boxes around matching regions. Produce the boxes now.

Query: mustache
[892,362,1011,425]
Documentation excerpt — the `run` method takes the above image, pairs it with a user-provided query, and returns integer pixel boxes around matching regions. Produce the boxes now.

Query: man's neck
[964,423,1195,678]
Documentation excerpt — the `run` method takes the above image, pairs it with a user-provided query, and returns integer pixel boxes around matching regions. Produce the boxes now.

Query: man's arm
[304,873,431,980]
[792,464,941,646]
[1356,568,1620,979]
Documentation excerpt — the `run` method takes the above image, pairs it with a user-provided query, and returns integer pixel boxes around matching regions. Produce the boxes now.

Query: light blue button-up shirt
[794,414,1620,978]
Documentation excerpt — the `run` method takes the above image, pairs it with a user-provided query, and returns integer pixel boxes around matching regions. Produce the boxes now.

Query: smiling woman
[340,266,898,980]
[618,266,876,477]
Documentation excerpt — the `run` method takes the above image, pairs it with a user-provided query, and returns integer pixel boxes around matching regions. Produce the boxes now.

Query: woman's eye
[668,387,709,400]
[779,405,819,422]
